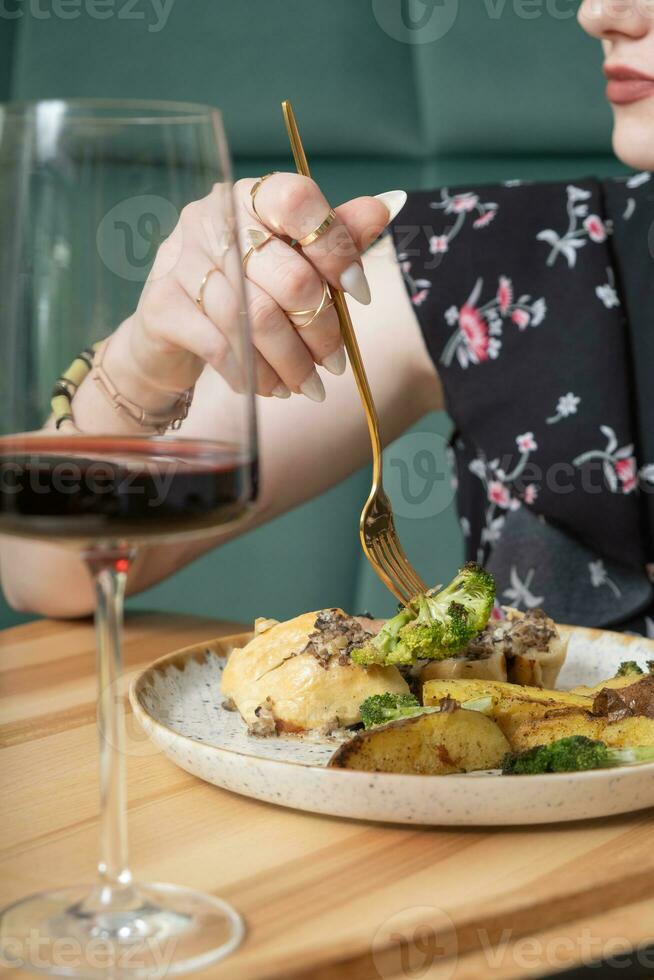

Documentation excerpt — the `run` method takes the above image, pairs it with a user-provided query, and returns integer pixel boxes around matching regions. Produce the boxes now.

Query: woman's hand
[115,175,404,405]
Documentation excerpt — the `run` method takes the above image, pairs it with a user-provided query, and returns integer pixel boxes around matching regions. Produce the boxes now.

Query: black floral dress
[387,174,654,635]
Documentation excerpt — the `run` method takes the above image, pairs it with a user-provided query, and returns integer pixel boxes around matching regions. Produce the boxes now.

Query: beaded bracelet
[51,338,194,435]
[51,344,103,431]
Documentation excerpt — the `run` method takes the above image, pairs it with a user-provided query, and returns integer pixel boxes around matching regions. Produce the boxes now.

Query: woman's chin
[612,109,654,171]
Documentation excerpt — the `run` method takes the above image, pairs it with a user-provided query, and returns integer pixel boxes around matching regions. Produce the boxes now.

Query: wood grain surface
[1,613,653,980]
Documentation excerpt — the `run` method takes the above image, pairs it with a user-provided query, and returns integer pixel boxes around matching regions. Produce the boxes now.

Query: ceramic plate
[129,626,654,826]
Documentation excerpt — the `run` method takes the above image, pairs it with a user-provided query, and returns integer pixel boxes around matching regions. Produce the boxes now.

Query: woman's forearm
[1,238,441,619]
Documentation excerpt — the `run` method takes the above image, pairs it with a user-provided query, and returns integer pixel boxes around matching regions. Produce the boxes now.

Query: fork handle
[281,100,383,485]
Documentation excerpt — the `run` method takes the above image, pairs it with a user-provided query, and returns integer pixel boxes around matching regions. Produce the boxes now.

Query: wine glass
[0,100,257,977]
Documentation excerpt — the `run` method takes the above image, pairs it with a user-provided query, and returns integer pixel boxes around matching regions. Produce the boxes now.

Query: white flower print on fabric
[614,173,650,221]
[428,189,498,255]
[468,434,541,561]
[503,567,545,609]
[640,464,654,486]
[516,432,537,453]
[596,268,620,309]
[537,185,612,269]
[440,277,547,369]
[626,172,651,189]
[397,251,432,307]
[547,392,580,425]
[588,559,622,599]
[573,426,637,494]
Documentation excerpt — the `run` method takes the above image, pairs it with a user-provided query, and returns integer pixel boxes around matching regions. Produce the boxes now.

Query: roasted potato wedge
[509,709,604,751]
[508,707,654,752]
[423,677,589,707]
[423,678,592,742]
[570,673,649,697]
[328,707,510,775]
[601,716,654,748]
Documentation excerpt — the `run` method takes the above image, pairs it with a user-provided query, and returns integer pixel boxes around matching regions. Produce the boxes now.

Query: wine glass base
[0,881,244,978]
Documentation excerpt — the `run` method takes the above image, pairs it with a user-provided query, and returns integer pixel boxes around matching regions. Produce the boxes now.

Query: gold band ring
[297,208,337,247]
[195,266,221,316]
[242,228,276,275]
[287,281,334,330]
[250,171,280,222]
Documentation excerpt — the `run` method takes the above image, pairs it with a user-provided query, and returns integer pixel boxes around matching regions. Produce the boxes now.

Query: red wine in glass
[0,435,258,542]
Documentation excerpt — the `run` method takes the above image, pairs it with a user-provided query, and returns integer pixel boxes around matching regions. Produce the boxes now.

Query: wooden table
[1,613,653,980]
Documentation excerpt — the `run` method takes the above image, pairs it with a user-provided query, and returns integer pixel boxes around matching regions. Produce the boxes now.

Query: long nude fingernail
[322,346,347,376]
[300,369,326,403]
[340,262,371,305]
[375,190,408,224]
[272,383,291,399]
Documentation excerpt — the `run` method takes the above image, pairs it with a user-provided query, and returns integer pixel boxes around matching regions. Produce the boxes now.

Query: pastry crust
[419,608,567,690]
[222,610,410,733]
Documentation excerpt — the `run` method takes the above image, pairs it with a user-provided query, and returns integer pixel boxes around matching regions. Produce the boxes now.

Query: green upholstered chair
[0,0,630,629]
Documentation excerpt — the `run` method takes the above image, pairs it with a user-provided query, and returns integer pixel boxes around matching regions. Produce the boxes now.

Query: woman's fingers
[136,178,407,402]
[141,276,250,394]
[232,192,346,374]
[173,244,325,400]
[152,245,286,398]
[244,279,327,400]
[335,191,408,252]
[236,174,376,305]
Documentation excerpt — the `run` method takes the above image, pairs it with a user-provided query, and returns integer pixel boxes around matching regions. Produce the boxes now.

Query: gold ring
[287,281,334,330]
[297,208,337,247]
[250,171,280,222]
[242,228,276,274]
[195,266,221,315]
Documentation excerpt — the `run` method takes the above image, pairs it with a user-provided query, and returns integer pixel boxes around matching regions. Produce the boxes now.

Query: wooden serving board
[1,613,653,980]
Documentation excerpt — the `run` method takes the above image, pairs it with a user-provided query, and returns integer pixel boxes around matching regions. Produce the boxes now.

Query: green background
[0,0,629,630]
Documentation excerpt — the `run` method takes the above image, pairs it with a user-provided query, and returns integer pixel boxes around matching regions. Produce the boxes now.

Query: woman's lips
[605,66,654,106]
[607,78,654,105]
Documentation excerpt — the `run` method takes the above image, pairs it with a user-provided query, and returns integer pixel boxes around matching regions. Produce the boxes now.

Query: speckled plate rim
[128,626,654,789]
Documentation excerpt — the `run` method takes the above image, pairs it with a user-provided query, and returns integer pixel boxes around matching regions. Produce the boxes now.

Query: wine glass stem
[84,548,136,908]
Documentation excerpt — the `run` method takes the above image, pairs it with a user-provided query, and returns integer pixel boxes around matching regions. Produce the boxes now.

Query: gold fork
[281,100,427,605]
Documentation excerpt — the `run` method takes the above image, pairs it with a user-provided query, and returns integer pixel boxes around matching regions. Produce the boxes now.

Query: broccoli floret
[349,608,415,666]
[403,563,495,660]
[359,692,421,729]
[502,735,654,775]
[616,661,644,677]
[350,563,495,667]
[358,692,495,729]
